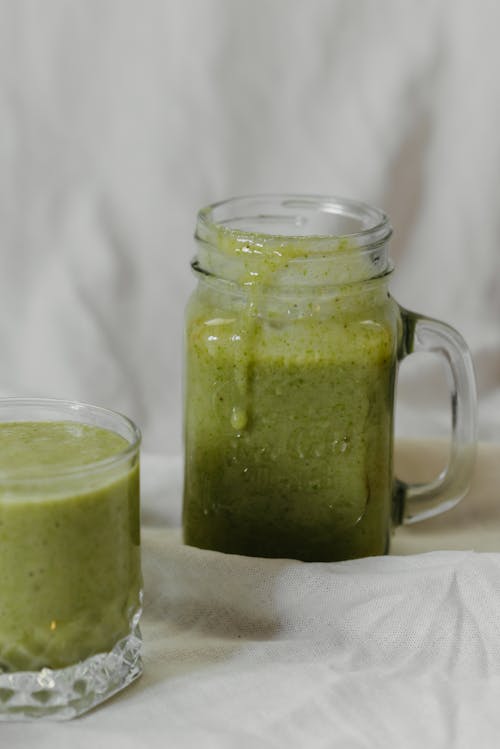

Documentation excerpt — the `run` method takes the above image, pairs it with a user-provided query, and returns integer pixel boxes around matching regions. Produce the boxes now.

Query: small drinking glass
[0,398,142,720]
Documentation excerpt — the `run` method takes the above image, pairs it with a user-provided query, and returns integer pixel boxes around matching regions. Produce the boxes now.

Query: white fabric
[0,0,499,450]
[3,446,500,746]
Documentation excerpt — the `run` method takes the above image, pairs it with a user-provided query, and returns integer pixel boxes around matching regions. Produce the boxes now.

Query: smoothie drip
[227,241,290,435]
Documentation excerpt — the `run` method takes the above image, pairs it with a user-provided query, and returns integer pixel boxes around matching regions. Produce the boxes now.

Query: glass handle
[395,309,477,525]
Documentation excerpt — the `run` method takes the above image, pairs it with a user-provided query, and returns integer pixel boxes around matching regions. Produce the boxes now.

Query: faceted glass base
[0,625,142,721]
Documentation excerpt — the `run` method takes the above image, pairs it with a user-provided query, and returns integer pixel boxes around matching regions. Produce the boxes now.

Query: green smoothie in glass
[183,196,477,562]
[0,399,142,721]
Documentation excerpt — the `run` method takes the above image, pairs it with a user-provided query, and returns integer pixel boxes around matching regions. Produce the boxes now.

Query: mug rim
[196,193,393,250]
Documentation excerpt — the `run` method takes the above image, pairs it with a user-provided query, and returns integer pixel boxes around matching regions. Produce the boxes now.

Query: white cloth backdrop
[1,1,500,746]
[0,0,499,451]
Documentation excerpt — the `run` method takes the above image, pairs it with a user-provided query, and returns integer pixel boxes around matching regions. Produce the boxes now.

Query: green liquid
[183,277,398,562]
[0,422,141,672]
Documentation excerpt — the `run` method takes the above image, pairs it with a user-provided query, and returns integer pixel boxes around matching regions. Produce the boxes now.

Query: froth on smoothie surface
[0,421,128,477]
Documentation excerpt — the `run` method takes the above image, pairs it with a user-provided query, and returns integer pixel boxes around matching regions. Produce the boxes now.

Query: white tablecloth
[3,440,500,747]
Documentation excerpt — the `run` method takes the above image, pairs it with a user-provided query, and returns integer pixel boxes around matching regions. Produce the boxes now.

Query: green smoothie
[183,231,399,562]
[0,422,141,672]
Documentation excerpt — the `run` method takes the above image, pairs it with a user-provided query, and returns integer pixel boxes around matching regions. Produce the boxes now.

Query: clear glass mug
[182,195,477,562]
[0,398,142,720]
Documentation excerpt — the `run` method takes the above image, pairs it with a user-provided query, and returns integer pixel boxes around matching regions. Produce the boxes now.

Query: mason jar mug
[182,195,477,562]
